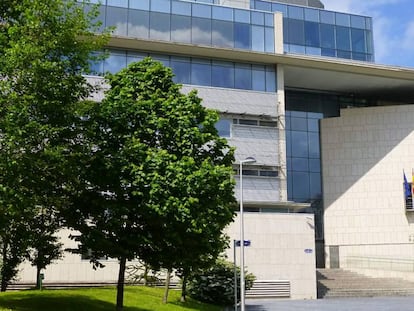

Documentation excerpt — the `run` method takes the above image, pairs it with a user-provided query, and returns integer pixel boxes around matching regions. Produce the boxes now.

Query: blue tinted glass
[308,132,320,158]
[320,24,335,48]
[234,9,250,23]
[104,52,126,74]
[192,17,212,45]
[216,119,231,137]
[128,10,149,38]
[272,3,287,15]
[351,15,366,29]
[89,52,103,75]
[306,47,321,55]
[252,25,265,51]
[106,7,127,36]
[265,66,276,92]
[289,44,306,54]
[310,172,321,199]
[108,0,127,7]
[288,6,304,19]
[320,11,334,24]
[309,159,321,172]
[286,130,292,156]
[171,57,191,84]
[305,8,319,22]
[127,52,146,65]
[292,158,309,171]
[252,65,265,91]
[255,0,271,11]
[366,17,372,30]
[351,28,366,53]
[307,118,319,132]
[291,117,307,131]
[130,0,149,10]
[292,172,310,199]
[336,13,350,27]
[212,62,234,88]
[352,52,367,61]
[151,0,170,13]
[287,19,304,45]
[212,20,234,48]
[291,131,308,157]
[213,6,233,21]
[172,1,191,15]
[265,27,275,52]
[235,64,252,89]
[337,50,351,59]
[191,60,211,86]
[234,23,251,49]
[152,54,170,67]
[149,12,170,41]
[304,21,320,47]
[171,15,191,43]
[265,13,274,26]
[252,12,265,25]
[193,4,211,18]
[336,26,351,51]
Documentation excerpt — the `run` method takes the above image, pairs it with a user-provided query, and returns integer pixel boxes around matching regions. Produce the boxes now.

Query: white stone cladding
[321,105,414,279]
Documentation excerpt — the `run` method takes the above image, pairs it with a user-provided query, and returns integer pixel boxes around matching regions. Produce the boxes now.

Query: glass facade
[251,0,374,61]
[89,50,277,92]
[87,0,275,53]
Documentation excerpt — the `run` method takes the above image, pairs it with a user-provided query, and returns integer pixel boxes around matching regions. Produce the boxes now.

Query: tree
[64,58,236,310]
[0,0,108,291]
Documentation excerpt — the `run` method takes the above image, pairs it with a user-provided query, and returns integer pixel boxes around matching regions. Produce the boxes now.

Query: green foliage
[0,0,109,291]
[187,260,256,306]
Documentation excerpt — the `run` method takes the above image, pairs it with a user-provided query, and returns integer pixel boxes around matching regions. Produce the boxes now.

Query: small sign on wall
[304,249,313,254]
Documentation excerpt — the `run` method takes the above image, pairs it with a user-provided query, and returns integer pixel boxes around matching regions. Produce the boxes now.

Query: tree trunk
[1,241,8,292]
[180,274,187,302]
[36,265,41,290]
[162,269,171,304]
[116,257,127,311]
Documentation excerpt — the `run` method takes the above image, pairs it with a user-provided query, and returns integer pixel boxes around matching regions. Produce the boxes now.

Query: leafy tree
[64,58,236,310]
[0,0,108,291]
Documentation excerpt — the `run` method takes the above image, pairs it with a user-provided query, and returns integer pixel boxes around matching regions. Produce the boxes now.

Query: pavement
[244,296,414,311]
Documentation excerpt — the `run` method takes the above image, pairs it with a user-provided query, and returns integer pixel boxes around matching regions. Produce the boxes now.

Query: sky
[322,0,414,68]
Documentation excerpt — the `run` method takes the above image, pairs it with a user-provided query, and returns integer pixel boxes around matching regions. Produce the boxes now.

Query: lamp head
[240,157,256,164]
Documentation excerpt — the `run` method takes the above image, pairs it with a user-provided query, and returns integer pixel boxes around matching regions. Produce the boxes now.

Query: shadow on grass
[0,292,149,311]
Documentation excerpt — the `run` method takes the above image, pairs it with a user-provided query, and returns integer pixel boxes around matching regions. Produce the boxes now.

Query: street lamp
[239,157,256,311]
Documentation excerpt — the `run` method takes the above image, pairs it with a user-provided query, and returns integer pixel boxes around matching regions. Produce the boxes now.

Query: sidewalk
[245,296,414,311]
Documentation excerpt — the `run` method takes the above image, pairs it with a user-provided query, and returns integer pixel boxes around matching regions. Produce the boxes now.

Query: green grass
[0,286,223,311]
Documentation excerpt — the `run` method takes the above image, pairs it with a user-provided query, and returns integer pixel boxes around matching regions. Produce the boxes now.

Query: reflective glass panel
[351,15,366,29]
[235,64,252,90]
[252,25,265,51]
[291,117,307,131]
[265,66,276,92]
[192,17,212,45]
[149,12,170,41]
[288,6,303,19]
[287,19,305,45]
[305,21,320,47]
[336,13,350,27]
[255,0,271,11]
[104,52,126,74]
[251,12,265,25]
[320,24,335,48]
[307,118,319,132]
[291,131,308,157]
[171,57,191,84]
[337,50,351,59]
[234,9,250,23]
[216,119,231,137]
[234,23,251,49]
[351,28,366,53]
[151,0,170,13]
[126,52,146,65]
[212,20,234,48]
[193,4,211,18]
[265,13,274,27]
[308,132,320,158]
[292,172,310,199]
[265,27,275,52]
[252,65,265,91]
[128,10,149,38]
[320,11,334,24]
[171,15,191,43]
[305,8,319,22]
[129,0,149,10]
[272,3,287,15]
[336,26,351,51]
[310,172,322,199]
[309,159,321,173]
[191,60,211,86]
[292,158,309,171]
[106,7,127,36]
[172,1,191,16]
[212,6,233,21]
[107,0,127,8]
[306,47,321,55]
[212,62,234,88]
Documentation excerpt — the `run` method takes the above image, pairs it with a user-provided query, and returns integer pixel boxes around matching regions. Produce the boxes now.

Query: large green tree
[0,0,108,291]
[65,58,236,310]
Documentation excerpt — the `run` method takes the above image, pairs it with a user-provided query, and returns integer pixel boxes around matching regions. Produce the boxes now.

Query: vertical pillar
[277,64,287,202]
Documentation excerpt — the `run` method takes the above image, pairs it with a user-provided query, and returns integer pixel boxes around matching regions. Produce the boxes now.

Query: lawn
[0,286,223,311]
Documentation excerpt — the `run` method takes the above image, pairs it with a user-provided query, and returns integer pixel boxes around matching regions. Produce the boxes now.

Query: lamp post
[239,157,256,311]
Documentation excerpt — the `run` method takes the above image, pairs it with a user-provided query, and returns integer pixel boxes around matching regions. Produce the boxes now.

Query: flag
[404,171,411,199]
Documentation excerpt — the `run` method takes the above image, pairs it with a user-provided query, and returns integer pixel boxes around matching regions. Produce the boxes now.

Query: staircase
[317,268,414,298]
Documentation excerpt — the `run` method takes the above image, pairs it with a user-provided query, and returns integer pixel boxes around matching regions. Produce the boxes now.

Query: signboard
[235,240,251,247]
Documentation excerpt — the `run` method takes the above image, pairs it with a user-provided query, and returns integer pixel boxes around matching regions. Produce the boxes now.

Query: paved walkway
[245,297,414,311]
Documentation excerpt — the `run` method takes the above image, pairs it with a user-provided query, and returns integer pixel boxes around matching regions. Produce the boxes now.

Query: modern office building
[14,0,414,299]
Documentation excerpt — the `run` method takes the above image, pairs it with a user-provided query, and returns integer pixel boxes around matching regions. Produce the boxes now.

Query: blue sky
[322,0,414,68]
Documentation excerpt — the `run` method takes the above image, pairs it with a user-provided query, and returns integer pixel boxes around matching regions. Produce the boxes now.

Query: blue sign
[235,240,251,247]
[304,249,313,254]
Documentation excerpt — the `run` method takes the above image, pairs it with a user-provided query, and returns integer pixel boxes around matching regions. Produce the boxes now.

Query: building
[15,0,414,299]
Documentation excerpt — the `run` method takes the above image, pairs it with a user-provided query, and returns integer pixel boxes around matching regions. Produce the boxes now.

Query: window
[215,119,231,137]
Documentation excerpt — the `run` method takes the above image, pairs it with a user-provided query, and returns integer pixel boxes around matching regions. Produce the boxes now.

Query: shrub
[187,259,255,306]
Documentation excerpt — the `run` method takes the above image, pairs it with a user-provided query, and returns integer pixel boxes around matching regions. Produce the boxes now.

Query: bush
[187,260,255,306]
